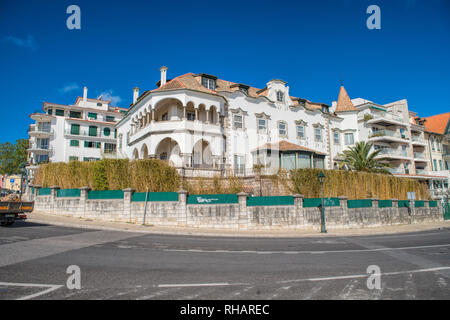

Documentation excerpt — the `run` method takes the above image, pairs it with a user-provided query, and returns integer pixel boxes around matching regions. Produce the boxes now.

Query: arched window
[103,127,110,137]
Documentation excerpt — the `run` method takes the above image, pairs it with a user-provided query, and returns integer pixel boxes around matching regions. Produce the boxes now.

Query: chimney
[160,66,168,86]
[133,87,140,104]
[83,86,88,106]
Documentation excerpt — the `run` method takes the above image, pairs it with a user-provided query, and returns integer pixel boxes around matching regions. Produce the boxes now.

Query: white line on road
[157,282,249,288]
[0,282,63,300]
[163,243,450,255]
[278,266,450,284]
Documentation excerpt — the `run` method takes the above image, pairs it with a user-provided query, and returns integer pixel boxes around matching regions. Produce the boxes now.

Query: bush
[33,159,180,192]
[290,168,430,200]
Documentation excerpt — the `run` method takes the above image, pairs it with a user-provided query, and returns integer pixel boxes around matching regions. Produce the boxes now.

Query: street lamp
[318,170,327,233]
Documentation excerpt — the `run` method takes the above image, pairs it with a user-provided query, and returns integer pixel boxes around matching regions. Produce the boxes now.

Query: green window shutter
[89,126,97,136]
[70,124,80,135]
[70,140,79,147]
[106,116,115,122]
[47,109,53,115]
[69,156,78,161]
[88,112,97,119]
[55,109,65,116]
[84,141,89,148]
[114,129,117,138]
[96,142,101,148]
[103,127,111,136]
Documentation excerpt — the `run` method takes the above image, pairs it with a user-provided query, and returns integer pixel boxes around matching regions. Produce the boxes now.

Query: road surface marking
[157,282,249,288]
[163,243,450,255]
[278,266,450,284]
[0,281,63,300]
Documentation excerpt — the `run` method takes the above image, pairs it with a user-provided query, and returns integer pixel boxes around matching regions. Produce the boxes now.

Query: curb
[26,212,450,239]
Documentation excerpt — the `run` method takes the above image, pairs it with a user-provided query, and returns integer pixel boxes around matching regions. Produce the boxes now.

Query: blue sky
[1,0,449,143]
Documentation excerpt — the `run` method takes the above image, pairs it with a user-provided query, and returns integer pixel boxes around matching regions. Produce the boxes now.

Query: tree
[0,139,29,175]
[339,141,391,174]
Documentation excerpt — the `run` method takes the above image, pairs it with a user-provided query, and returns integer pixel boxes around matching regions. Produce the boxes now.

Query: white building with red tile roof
[27,86,127,178]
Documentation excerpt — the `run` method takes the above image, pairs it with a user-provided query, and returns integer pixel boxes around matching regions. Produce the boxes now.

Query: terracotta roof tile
[424,112,450,134]
[336,86,357,112]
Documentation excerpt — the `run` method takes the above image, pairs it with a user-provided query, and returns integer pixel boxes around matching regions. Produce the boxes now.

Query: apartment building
[27,87,127,178]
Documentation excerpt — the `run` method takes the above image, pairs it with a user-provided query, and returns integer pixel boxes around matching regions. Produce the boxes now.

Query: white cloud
[59,83,80,94]
[3,35,37,50]
[97,90,122,106]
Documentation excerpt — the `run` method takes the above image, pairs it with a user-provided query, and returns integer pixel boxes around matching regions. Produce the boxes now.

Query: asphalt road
[0,221,449,300]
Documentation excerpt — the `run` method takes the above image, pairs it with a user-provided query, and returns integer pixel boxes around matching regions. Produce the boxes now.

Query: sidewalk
[26,211,449,238]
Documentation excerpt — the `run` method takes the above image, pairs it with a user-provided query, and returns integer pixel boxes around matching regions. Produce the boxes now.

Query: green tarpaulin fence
[429,201,438,208]
[348,199,373,208]
[398,200,410,208]
[247,196,294,207]
[88,190,124,200]
[38,188,51,196]
[57,189,81,197]
[132,192,178,202]
[415,200,425,208]
[187,194,238,205]
[303,198,340,208]
[378,200,393,208]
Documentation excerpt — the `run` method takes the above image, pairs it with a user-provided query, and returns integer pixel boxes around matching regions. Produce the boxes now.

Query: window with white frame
[233,114,243,129]
[344,133,354,145]
[234,155,245,175]
[334,131,340,144]
[258,119,267,133]
[276,91,284,102]
[202,77,216,90]
[187,112,195,121]
[278,121,287,136]
[296,125,304,139]
[314,128,322,141]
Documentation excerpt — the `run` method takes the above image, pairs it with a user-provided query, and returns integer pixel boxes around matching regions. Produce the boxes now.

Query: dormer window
[277,91,284,102]
[201,75,216,90]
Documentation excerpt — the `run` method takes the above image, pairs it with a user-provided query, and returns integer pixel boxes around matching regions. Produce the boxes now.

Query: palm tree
[339,141,391,174]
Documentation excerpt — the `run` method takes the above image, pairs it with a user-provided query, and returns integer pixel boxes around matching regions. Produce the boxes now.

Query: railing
[370,129,407,140]
[388,167,406,174]
[414,152,426,159]
[28,144,52,152]
[411,135,425,143]
[415,169,428,175]
[28,127,53,134]
[378,148,408,157]
[64,129,115,139]
[369,112,405,123]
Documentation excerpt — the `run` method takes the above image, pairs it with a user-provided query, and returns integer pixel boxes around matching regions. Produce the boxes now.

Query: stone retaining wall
[29,186,444,231]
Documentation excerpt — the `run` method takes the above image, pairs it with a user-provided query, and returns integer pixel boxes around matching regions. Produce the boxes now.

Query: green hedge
[57,189,81,197]
[187,194,238,205]
[348,199,373,208]
[132,192,178,202]
[88,190,124,200]
[247,196,293,207]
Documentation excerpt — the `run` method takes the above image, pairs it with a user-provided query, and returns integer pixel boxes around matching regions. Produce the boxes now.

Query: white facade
[27,87,127,177]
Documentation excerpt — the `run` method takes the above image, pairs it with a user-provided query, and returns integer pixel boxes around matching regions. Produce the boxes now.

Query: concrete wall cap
[123,188,135,192]
[177,189,188,194]
[79,186,91,190]
[292,194,304,198]
[237,192,248,196]
[338,196,348,200]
